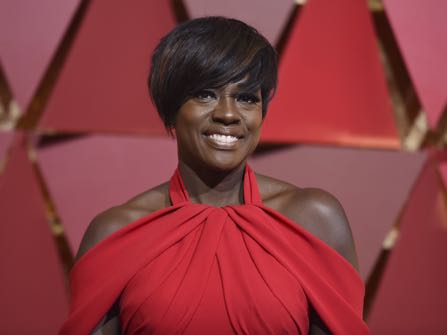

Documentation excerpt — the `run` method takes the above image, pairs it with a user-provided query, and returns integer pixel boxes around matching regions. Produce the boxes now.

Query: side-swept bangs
[149,16,278,130]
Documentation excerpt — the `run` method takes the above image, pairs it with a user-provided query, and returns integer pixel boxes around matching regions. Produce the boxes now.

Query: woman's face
[174,81,263,172]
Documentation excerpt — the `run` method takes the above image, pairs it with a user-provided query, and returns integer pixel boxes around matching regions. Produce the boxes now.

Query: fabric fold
[59,165,369,335]
[60,205,213,335]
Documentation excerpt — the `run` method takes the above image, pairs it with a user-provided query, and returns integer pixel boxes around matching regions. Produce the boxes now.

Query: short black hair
[149,16,278,131]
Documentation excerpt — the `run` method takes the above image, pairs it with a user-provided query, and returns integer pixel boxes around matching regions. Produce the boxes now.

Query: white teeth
[208,134,238,144]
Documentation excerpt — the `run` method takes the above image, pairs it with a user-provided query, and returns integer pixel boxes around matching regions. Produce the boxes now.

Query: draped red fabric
[59,165,369,334]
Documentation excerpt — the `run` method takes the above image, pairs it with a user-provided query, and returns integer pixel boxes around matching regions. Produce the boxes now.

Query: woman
[60,17,369,335]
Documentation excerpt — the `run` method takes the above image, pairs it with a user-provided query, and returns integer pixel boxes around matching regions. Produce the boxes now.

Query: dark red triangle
[262,0,398,148]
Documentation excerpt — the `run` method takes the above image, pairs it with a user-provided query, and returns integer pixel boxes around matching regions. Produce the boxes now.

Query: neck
[177,160,246,207]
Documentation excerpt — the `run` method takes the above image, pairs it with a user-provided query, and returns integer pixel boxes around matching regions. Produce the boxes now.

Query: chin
[204,155,247,173]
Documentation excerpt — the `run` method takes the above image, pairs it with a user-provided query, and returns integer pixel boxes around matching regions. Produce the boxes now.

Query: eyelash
[236,93,260,104]
[193,90,260,104]
[194,90,217,101]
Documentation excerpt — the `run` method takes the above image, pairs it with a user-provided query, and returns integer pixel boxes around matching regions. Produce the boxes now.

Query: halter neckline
[169,164,263,207]
[61,166,369,335]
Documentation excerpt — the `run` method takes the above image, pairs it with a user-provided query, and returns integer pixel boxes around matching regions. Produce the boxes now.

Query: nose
[212,95,241,125]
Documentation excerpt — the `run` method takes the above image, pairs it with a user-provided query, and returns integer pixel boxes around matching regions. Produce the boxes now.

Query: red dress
[59,165,369,334]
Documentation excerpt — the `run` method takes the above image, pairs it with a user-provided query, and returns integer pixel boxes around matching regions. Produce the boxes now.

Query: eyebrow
[235,79,261,93]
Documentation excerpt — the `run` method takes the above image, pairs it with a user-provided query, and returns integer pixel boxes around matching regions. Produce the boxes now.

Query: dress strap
[243,164,263,205]
[169,164,263,206]
[169,169,190,205]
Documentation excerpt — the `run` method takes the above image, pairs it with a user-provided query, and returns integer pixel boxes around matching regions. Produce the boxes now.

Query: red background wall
[1,0,446,333]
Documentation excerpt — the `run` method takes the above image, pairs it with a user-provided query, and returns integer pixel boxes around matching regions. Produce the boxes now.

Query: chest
[118,223,310,334]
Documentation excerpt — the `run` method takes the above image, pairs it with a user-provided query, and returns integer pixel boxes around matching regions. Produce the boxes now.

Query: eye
[193,90,217,102]
[236,93,260,104]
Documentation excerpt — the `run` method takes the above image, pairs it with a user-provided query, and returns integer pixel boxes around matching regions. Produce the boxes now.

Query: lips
[208,134,238,144]
[203,131,244,149]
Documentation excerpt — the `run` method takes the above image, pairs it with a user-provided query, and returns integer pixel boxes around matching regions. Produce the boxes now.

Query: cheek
[245,115,263,151]
[246,110,263,133]
[251,128,262,148]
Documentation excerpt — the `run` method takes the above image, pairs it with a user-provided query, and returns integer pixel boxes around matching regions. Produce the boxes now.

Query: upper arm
[284,187,360,272]
[288,188,360,334]
[73,189,165,335]
[75,207,128,334]
[308,305,331,335]
[76,206,128,261]
[303,188,359,272]
[91,300,121,335]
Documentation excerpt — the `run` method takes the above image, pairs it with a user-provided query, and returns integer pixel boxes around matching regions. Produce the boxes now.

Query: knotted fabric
[59,165,369,334]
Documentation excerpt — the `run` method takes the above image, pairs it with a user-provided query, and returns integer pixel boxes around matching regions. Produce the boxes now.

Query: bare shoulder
[76,182,170,261]
[256,173,359,272]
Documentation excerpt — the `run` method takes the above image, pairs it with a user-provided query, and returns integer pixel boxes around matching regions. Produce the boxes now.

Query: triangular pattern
[383,0,447,128]
[261,0,398,148]
[0,131,14,166]
[37,135,178,252]
[440,166,447,186]
[367,153,447,333]
[0,0,80,111]
[249,145,425,279]
[437,151,447,189]
[38,0,176,134]
[0,134,68,333]
[184,0,294,45]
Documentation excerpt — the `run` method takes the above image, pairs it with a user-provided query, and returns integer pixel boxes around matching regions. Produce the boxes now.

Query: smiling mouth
[204,133,242,148]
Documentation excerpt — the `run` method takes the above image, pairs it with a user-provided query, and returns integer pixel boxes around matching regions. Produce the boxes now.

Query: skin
[79,81,359,335]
